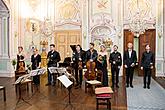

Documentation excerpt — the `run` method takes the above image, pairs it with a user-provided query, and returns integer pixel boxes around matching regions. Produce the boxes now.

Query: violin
[78,61,83,70]
[84,60,96,80]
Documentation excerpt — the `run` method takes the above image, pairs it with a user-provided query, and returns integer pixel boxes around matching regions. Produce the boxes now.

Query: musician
[123,42,137,88]
[31,48,41,85]
[141,44,154,89]
[109,45,122,88]
[85,42,98,63]
[46,44,61,86]
[16,46,25,71]
[97,44,108,86]
[72,44,85,88]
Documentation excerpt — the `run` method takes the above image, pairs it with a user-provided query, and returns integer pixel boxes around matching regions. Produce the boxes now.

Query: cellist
[85,43,98,62]
[85,43,98,80]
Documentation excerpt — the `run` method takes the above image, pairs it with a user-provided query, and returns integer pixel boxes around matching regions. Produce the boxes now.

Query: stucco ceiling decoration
[91,13,116,50]
[124,0,156,36]
[55,0,81,27]
[90,13,116,37]
[27,0,40,11]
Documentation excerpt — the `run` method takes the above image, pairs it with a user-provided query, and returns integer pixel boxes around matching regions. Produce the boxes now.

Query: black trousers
[33,75,40,85]
[75,67,83,86]
[143,68,152,87]
[126,67,134,86]
[111,66,119,87]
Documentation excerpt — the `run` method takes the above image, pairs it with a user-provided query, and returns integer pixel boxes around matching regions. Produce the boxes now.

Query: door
[139,29,156,77]
[124,29,156,77]
[55,30,81,61]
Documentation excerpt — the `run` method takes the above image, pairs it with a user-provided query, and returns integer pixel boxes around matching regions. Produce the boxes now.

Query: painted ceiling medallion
[59,1,78,19]
[27,0,40,11]
[97,0,108,9]
[26,18,40,34]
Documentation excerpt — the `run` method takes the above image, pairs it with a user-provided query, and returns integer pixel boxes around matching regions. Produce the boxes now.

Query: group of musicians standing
[16,42,154,90]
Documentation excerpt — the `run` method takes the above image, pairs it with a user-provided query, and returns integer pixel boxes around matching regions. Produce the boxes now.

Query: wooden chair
[85,70,103,94]
[15,79,33,95]
[15,70,27,81]
[0,86,6,101]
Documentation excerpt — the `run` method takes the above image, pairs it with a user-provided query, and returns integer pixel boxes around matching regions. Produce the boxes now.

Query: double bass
[84,60,96,80]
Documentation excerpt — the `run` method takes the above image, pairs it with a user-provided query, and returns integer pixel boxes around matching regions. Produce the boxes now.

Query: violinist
[31,48,41,85]
[72,44,85,88]
[109,45,122,88]
[16,46,25,71]
[46,44,61,86]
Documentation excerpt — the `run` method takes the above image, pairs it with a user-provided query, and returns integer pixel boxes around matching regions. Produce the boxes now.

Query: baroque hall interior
[0,0,165,110]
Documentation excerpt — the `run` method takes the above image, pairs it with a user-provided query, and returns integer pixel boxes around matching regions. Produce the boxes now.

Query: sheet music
[48,67,59,74]
[30,68,46,76]
[14,74,30,84]
[86,80,102,85]
[57,75,73,88]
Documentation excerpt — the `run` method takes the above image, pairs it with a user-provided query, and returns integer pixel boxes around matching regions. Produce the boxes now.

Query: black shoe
[143,86,146,89]
[126,85,129,88]
[130,85,133,88]
[45,83,51,86]
[116,85,119,88]
[147,86,150,89]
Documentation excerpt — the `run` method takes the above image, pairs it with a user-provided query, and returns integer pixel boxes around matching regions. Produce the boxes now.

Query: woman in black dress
[31,48,41,85]
[16,46,25,71]
[97,44,108,86]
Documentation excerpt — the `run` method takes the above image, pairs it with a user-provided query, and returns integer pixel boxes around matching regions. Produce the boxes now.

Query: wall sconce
[157,26,162,38]
[83,33,86,39]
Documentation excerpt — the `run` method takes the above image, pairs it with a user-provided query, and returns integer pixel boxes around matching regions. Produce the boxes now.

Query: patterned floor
[127,76,165,110]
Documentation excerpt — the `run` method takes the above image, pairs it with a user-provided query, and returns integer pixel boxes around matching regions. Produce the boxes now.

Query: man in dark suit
[72,44,85,88]
[141,44,154,89]
[109,45,122,88]
[85,43,98,63]
[123,42,137,88]
[46,44,61,86]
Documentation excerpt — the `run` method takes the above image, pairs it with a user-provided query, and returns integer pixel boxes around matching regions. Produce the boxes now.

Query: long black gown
[31,54,41,85]
[97,55,108,86]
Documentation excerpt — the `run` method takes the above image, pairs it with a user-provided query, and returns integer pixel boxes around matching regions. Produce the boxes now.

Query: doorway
[54,30,82,61]
[124,29,156,77]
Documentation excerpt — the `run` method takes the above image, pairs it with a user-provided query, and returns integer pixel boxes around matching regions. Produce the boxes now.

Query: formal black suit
[85,49,98,62]
[47,50,61,85]
[72,50,85,86]
[123,49,137,87]
[141,51,154,88]
[31,54,41,85]
[109,51,122,87]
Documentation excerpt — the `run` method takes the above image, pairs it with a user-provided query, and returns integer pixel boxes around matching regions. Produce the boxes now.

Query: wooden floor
[155,77,165,89]
[0,76,127,110]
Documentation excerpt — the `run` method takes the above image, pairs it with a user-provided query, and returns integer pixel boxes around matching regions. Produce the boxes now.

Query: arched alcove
[0,0,11,77]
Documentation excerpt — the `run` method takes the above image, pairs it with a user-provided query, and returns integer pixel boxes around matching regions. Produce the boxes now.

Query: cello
[84,60,96,80]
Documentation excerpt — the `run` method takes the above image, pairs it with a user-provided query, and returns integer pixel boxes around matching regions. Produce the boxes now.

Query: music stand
[14,74,32,108]
[29,68,46,97]
[48,67,61,86]
[57,75,74,110]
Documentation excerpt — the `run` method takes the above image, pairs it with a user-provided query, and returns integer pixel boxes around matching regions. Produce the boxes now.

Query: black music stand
[57,75,74,110]
[48,67,62,86]
[14,74,32,108]
[29,68,46,97]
